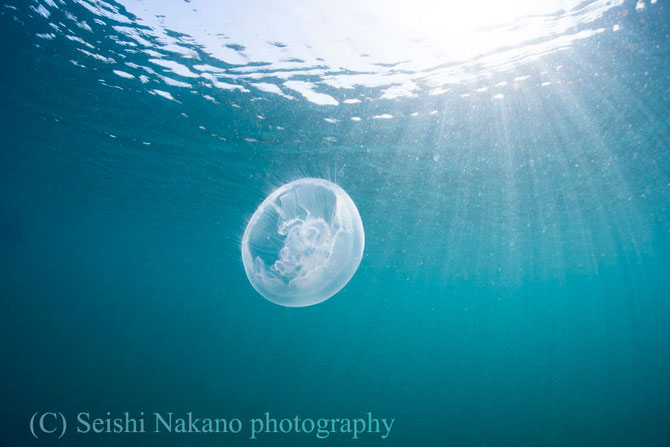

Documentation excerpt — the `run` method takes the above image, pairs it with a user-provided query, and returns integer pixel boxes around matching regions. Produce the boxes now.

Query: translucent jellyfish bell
[241,178,364,307]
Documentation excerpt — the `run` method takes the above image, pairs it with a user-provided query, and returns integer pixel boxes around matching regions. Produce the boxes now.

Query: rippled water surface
[1,0,669,445]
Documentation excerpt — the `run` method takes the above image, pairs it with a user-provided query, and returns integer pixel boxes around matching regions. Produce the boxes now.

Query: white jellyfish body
[241,178,364,307]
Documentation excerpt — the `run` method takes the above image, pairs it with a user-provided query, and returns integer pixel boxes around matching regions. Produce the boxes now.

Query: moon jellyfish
[241,178,364,307]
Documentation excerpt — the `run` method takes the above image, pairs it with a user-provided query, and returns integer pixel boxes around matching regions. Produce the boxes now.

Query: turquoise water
[1,0,670,445]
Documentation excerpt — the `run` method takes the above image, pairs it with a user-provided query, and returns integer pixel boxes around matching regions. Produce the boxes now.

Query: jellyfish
[241,178,364,307]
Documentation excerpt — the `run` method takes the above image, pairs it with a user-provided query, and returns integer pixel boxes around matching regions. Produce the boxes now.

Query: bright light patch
[44,0,629,102]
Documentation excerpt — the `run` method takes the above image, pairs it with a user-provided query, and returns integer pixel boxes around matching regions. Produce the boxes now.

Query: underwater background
[1,0,670,445]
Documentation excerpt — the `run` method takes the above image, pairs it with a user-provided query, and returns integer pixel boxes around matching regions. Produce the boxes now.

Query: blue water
[1,0,670,445]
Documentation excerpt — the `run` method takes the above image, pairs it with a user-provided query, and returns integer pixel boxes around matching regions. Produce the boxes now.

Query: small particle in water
[242,178,364,307]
